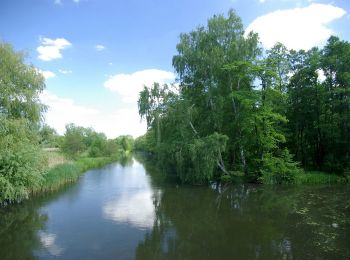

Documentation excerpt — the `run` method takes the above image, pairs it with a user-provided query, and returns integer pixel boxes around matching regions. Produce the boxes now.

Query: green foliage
[185,133,228,184]
[295,171,346,185]
[137,10,305,184]
[0,42,46,122]
[61,123,87,158]
[39,124,59,147]
[60,124,127,159]
[0,118,47,204]
[0,42,46,205]
[136,13,350,184]
[134,130,156,153]
[115,135,134,152]
[259,149,302,184]
[39,156,117,193]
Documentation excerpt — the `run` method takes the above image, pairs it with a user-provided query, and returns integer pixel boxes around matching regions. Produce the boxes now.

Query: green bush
[259,149,302,184]
[0,119,46,205]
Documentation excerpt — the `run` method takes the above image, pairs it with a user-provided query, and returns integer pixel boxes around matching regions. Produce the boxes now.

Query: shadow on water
[136,156,350,259]
[0,183,81,260]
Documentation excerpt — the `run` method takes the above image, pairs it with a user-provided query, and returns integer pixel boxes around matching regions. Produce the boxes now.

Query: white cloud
[73,0,80,3]
[54,0,62,4]
[37,69,56,80]
[37,37,71,61]
[40,91,146,138]
[246,4,347,50]
[58,69,72,74]
[104,69,175,103]
[259,0,265,3]
[95,44,105,51]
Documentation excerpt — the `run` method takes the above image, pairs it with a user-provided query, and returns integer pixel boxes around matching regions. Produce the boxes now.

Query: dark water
[1,156,350,260]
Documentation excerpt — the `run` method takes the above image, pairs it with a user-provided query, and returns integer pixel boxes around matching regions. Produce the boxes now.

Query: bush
[0,119,46,205]
[259,149,302,184]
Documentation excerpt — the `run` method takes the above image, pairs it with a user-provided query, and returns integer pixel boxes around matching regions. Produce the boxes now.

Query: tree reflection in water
[136,160,350,260]
[0,184,78,259]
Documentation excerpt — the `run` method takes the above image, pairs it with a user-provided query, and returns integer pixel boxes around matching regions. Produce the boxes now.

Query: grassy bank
[219,170,349,185]
[294,171,348,185]
[35,156,117,193]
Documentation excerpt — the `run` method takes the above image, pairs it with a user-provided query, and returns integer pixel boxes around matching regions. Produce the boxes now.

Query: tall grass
[45,150,68,168]
[294,171,346,185]
[33,156,117,193]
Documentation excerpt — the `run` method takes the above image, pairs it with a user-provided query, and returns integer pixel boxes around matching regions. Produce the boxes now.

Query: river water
[0,156,349,259]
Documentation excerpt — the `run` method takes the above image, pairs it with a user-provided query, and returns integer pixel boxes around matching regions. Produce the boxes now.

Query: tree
[0,42,46,122]
[39,124,59,147]
[61,123,87,158]
[0,42,46,204]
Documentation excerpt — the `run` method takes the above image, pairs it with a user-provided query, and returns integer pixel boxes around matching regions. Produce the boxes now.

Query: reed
[294,171,346,185]
[34,156,117,193]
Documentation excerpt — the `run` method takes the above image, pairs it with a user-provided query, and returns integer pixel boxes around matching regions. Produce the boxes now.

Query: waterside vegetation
[0,42,134,205]
[1,9,350,206]
[135,10,350,185]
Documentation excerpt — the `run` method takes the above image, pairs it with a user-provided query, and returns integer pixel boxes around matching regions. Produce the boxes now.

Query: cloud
[95,44,105,51]
[259,0,265,3]
[104,69,175,103]
[37,37,71,61]
[58,69,72,74]
[54,0,62,4]
[246,4,347,50]
[37,69,56,79]
[40,91,146,138]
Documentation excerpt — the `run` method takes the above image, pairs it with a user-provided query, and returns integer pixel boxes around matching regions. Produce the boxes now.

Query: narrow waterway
[0,156,349,259]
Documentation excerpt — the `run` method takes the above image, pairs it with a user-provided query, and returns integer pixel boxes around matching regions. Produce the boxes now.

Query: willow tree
[0,42,46,204]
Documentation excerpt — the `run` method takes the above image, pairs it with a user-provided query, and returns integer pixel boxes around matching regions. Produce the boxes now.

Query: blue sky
[1,0,349,137]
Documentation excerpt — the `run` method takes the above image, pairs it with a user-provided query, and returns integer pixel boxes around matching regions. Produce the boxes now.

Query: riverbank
[35,156,117,193]
[0,150,131,206]
[221,170,349,185]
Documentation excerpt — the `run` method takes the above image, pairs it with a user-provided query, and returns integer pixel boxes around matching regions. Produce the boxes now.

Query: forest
[135,10,350,184]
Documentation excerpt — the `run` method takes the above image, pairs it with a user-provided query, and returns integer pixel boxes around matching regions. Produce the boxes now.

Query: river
[0,155,349,259]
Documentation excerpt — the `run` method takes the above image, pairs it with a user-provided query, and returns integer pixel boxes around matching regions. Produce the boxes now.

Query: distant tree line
[135,10,350,184]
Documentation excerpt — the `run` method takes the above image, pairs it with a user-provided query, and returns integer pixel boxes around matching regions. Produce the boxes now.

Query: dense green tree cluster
[61,123,133,159]
[38,124,60,147]
[0,43,46,203]
[136,10,350,184]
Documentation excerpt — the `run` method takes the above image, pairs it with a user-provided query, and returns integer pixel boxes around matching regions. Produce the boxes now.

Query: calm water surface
[0,156,350,259]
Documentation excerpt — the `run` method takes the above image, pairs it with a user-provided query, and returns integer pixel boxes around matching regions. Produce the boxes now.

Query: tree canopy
[136,10,350,184]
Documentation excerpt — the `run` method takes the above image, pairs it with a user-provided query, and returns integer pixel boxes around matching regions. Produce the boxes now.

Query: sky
[0,0,349,138]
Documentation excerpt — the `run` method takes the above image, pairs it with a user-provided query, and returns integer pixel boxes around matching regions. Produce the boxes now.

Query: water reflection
[1,156,349,259]
[136,183,350,259]
[38,231,64,256]
[0,185,74,260]
[102,158,161,229]
[103,190,157,228]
